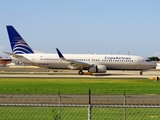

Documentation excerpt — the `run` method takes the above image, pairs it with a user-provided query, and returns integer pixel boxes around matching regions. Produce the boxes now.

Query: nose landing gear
[78,70,84,75]
[140,71,143,75]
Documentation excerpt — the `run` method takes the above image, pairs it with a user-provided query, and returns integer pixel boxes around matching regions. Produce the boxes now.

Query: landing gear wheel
[78,70,84,75]
[140,71,143,75]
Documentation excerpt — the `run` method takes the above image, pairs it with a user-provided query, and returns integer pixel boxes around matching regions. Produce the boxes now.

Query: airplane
[5,25,157,75]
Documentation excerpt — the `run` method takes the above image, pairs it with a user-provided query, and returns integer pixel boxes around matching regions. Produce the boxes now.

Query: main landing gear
[78,70,84,75]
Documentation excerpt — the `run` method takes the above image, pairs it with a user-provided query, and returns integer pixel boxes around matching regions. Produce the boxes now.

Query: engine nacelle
[88,65,107,73]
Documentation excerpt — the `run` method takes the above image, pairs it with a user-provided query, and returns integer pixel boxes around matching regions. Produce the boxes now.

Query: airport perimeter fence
[1,91,160,120]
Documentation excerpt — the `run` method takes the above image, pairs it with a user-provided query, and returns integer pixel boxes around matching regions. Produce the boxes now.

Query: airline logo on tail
[6,26,34,54]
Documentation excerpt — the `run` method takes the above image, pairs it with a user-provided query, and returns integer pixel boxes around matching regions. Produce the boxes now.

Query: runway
[0,68,160,78]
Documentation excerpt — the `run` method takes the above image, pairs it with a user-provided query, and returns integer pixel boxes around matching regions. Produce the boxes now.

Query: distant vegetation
[148,56,159,61]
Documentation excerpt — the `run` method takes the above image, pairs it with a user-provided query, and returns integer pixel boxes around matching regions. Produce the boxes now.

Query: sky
[0,0,160,58]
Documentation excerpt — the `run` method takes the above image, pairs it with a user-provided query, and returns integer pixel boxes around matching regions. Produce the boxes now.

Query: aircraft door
[138,58,145,69]
[136,58,143,69]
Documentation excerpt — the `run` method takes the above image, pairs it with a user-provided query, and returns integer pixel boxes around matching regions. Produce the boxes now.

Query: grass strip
[0,106,159,120]
[0,78,160,94]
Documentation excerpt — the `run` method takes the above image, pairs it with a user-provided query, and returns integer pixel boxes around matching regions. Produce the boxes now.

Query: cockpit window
[146,59,151,62]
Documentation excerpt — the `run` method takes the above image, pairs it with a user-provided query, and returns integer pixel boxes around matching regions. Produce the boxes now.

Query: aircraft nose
[152,62,157,69]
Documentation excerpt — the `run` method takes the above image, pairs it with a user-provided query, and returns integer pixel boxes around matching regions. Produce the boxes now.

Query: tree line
[148,56,159,61]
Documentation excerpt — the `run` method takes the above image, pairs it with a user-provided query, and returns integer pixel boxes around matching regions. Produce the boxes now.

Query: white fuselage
[11,53,156,70]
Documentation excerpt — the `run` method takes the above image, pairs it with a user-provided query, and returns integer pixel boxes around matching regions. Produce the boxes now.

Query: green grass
[0,78,160,119]
[0,106,159,120]
[0,78,160,94]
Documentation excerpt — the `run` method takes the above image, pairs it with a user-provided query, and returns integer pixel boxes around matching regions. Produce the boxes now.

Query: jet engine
[88,65,106,73]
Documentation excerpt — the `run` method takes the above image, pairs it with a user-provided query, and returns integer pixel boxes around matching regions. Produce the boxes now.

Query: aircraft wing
[56,48,92,68]
[68,59,91,67]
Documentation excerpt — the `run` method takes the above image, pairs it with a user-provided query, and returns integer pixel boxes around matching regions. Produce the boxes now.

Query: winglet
[56,48,66,61]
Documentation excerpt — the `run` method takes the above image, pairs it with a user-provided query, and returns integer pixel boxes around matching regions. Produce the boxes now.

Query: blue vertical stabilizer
[6,26,34,54]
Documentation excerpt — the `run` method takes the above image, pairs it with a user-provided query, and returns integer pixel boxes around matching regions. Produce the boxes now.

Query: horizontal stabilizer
[4,52,22,57]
